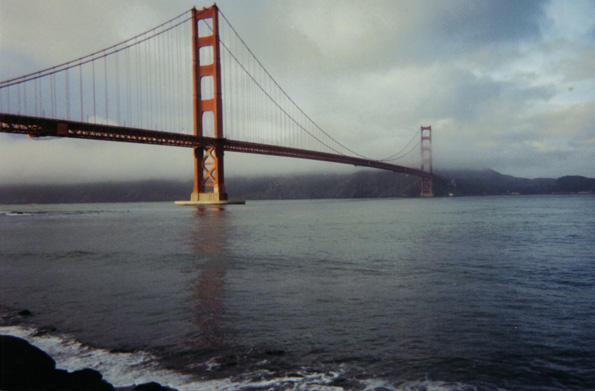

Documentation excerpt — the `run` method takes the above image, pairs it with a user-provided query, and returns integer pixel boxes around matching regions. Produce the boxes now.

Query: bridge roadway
[0,113,431,178]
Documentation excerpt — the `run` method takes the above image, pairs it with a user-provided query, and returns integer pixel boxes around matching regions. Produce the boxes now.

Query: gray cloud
[432,0,546,43]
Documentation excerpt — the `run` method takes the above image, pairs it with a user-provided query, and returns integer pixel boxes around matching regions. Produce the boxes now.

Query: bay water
[1,195,593,390]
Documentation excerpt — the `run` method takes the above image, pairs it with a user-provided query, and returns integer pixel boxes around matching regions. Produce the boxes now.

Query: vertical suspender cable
[92,61,96,122]
[154,37,158,129]
[158,31,164,130]
[146,39,151,128]
[146,39,150,128]
[151,38,156,128]
[155,35,160,129]
[65,68,70,119]
[104,56,108,123]
[140,43,144,128]
[168,27,174,132]
[16,84,20,114]
[33,78,37,115]
[23,81,27,115]
[174,26,179,132]
[133,44,138,127]
[116,53,120,125]
[137,43,143,128]
[79,64,83,121]
[161,32,166,130]
[51,74,56,117]
[126,44,131,127]
[161,38,165,128]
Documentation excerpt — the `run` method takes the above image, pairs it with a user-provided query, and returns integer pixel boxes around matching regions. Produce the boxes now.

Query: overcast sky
[1,0,594,184]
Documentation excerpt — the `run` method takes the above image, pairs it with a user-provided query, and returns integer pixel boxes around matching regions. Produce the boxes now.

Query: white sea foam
[1,325,491,391]
[0,325,345,390]
[0,325,192,388]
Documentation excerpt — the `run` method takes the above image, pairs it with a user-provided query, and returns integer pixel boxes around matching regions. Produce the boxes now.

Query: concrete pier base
[175,192,244,206]
[174,199,245,206]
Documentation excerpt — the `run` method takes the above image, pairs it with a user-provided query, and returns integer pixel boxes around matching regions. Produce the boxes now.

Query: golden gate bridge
[0,5,435,205]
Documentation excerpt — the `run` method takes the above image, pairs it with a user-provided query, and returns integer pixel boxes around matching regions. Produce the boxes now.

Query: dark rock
[18,309,33,317]
[66,368,114,391]
[45,367,114,390]
[134,382,178,391]
[264,349,285,356]
[33,325,58,337]
[218,354,238,368]
[70,368,104,383]
[0,335,114,390]
[0,335,56,389]
[49,368,72,387]
[1,334,177,391]
[330,376,365,389]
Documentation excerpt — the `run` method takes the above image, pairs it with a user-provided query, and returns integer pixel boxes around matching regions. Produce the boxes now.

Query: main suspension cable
[218,9,372,159]
[0,12,190,89]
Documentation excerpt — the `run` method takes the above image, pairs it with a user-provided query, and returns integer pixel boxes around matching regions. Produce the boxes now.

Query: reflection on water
[189,207,231,349]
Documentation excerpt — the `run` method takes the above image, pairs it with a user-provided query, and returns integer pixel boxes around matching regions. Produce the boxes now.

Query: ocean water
[0,195,593,390]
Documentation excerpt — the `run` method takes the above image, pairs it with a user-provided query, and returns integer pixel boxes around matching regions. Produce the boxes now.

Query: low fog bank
[0,170,594,204]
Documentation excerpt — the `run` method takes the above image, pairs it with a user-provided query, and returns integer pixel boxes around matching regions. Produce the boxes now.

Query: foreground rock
[0,335,177,390]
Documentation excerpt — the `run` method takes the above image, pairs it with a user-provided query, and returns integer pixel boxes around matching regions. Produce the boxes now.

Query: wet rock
[49,369,72,387]
[0,335,113,390]
[18,309,33,317]
[63,368,114,391]
[0,334,178,391]
[0,335,56,389]
[33,325,58,337]
[264,349,285,356]
[134,381,178,391]
[330,376,365,390]
[218,354,239,367]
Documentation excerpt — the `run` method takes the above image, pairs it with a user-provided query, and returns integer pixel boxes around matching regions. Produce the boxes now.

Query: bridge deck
[0,113,431,178]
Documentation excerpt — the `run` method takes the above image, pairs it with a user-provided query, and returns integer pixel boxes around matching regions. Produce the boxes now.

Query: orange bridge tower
[177,5,239,206]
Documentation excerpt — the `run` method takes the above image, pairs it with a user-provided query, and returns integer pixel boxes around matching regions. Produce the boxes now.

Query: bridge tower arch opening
[420,125,433,197]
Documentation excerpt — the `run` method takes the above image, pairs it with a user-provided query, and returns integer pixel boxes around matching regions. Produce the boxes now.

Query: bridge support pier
[176,144,242,206]
[176,144,242,205]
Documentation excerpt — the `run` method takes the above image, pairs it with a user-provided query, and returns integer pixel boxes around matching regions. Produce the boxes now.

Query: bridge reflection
[188,207,233,349]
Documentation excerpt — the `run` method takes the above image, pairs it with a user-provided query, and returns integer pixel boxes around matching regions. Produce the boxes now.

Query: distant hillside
[442,169,595,196]
[0,170,593,204]
[0,180,190,204]
[227,171,424,200]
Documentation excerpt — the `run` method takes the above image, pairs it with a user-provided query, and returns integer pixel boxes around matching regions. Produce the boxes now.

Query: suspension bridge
[0,5,435,205]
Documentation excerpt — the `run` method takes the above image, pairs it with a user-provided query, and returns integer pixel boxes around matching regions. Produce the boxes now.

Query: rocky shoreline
[0,335,178,391]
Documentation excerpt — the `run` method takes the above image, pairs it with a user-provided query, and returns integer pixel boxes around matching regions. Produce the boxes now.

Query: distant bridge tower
[420,125,433,197]
[182,5,228,205]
